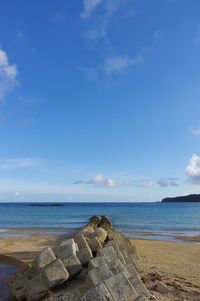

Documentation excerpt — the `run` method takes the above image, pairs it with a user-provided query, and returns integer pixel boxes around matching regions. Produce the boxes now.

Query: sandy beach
[0,235,200,301]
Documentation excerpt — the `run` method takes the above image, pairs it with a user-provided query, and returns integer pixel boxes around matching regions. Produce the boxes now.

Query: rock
[42,259,69,289]
[152,272,163,281]
[108,259,130,278]
[92,227,107,243]
[24,274,48,301]
[129,274,150,297]
[97,246,118,262]
[47,288,84,301]
[149,294,160,301]
[60,239,79,252]
[7,270,27,301]
[135,295,148,301]
[86,263,113,288]
[76,247,93,266]
[104,271,138,301]
[87,237,102,252]
[62,254,82,278]
[106,240,126,265]
[80,283,114,301]
[100,215,112,230]
[125,263,138,279]
[58,240,78,259]
[81,226,95,237]
[88,255,110,270]
[155,282,170,293]
[33,247,56,271]
[74,234,89,250]
[90,216,101,226]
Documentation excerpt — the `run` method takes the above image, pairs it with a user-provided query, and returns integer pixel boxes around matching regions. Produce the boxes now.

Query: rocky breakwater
[7,216,150,301]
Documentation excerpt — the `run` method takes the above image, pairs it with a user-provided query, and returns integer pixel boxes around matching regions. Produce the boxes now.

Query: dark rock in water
[100,216,112,230]
[162,194,200,203]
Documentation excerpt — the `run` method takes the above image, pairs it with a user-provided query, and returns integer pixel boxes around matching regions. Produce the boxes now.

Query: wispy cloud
[104,54,144,75]
[132,179,153,187]
[78,66,98,80]
[191,127,200,136]
[81,0,102,19]
[74,174,117,188]
[0,48,19,102]
[157,178,179,187]
[81,0,129,39]
[185,154,200,184]
[16,31,24,41]
[0,158,38,169]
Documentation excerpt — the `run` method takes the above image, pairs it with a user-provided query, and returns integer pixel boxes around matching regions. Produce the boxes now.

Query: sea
[0,202,200,240]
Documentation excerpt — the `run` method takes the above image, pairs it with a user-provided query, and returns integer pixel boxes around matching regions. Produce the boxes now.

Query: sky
[0,0,200,202]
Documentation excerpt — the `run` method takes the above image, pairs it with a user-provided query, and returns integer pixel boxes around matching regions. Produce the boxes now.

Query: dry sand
[0,236,200,301]
[131,238,200,301]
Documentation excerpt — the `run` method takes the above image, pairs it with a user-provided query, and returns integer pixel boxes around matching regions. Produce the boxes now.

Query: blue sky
[0,0,200,202]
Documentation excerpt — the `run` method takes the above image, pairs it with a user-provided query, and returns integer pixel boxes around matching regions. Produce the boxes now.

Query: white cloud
[0,158,37,168]
[185,154,200,184]
[191,127,200,136]
[81,0,102,19]
[74,174,117,188]
[0,48,18,101]
[104,54,144,75]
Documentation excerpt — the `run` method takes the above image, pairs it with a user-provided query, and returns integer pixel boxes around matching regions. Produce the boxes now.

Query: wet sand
[0,235,200,301]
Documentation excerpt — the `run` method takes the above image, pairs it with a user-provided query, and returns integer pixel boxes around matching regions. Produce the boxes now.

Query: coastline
[1,232,200,300]
[1,228,200,243]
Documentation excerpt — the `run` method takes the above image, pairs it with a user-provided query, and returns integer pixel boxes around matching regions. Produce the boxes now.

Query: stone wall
[7,216,151,301]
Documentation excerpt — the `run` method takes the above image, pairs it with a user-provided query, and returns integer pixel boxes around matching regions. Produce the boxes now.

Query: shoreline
[0,234,200,301]
[1,228,200,243]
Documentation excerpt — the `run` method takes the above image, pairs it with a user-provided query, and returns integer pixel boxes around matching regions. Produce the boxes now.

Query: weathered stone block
[74,234,89,250]
[33,247,56,270]
[86,263,113,288]
[129,275,150,297]
[24,274,48,301]
[97,246,118,262]
[88,255,109,270]
[58,242,77,260]
[135,295,148,301]
[106,240,126,265]
[125,263,138,278]
[76,247,93,265]
[80,226,95,237]
[80,283,114,301]
[91,227,107,243]
[42,259,69,289]
[108,259,129,278]
[104,272,138,301]
[155,282,170,293]
[60,239,78,251]
[7,270,27,301]
[62,254,82,278]
[87,237,102,252]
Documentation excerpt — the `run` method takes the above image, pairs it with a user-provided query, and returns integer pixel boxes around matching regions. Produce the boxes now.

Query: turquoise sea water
[0,202,200,240]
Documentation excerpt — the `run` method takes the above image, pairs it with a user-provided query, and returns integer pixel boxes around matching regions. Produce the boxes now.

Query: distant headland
[162,194,200,203]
